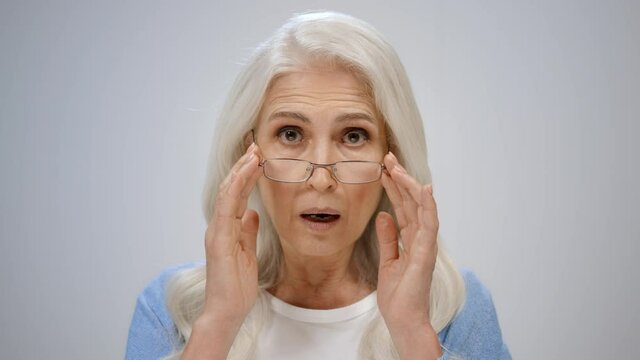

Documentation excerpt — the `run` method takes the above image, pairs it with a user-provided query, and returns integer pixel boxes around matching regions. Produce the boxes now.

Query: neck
[269,245,373,309]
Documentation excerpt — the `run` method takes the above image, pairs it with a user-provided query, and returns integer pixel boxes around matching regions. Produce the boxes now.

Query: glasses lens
[334,161,382,184]
[263,159,311,182]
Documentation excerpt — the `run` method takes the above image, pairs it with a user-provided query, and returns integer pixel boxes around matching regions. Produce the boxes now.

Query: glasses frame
[250,129,388,184]
[258,158,386,184]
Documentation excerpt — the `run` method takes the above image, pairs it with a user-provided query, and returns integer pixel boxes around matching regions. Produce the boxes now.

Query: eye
[277,126,303,144]
[342,128,369,145]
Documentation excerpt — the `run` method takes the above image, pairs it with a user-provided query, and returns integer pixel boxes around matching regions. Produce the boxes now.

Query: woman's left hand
[376,152,442,359]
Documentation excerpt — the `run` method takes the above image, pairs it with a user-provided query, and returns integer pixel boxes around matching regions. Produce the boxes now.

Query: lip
[298,207,341,232]
[299,214,341,232]
[299,207,341,216]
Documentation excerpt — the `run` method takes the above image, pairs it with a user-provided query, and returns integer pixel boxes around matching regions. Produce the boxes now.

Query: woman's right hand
[182,143,262,359]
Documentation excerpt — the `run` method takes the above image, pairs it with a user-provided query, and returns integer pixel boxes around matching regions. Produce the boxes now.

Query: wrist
[181,314,243,360]
[389,323,442,360]
[193,311,244,339]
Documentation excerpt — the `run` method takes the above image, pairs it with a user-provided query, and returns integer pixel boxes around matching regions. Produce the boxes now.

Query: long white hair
[163,11,465,360]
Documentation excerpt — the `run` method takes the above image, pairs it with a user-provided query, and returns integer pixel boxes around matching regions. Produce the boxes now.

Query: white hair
[163,11,465,360]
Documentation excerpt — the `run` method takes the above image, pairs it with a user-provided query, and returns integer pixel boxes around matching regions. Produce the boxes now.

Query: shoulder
[134,261,205,328]
[125,261,204,359]
[459,268,497,316]
[437,268,511,359]
[138,261,205,308]
[446,268,500,335]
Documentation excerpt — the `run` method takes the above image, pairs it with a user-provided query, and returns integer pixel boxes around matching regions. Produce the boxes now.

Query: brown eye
[277,127,303,144]
[343,129,369,145]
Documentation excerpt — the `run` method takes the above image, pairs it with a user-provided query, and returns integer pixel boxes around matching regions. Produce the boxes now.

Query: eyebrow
[267,111,376,124]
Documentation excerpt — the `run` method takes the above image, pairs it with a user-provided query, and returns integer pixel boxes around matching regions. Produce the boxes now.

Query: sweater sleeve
[436,269,511,360]
[125,262,203,360]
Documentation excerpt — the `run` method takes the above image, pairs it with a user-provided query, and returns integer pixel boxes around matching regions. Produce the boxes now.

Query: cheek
[257,178,275,210]
[256,178,273,217]
[257,178,293,221]
[349,184,383,219]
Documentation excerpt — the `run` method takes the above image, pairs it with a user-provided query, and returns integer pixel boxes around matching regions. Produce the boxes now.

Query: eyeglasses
[259,158,385,184]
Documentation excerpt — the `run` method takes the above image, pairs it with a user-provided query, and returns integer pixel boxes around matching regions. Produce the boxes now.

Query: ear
[243,130,254,148]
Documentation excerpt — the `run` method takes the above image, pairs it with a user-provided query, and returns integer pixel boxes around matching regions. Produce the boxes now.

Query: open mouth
[301,213,341,223]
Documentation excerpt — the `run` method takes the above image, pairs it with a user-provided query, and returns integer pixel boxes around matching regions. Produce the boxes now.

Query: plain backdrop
[1,1,638,359]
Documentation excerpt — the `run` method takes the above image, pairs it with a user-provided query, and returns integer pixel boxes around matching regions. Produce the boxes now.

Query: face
[254,66,387,259]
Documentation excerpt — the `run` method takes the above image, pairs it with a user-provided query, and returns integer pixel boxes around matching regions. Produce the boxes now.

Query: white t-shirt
[255,291,378,360]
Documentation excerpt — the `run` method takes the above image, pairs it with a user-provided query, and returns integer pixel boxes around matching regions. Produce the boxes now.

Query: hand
[200,143,263,327]
[376,152,442,359]
[183,143,262,359]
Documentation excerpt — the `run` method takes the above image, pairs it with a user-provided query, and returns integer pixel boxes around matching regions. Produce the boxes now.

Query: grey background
[1,1,638,359]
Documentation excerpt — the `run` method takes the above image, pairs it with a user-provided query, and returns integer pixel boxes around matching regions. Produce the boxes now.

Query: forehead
[260,67,378,118]
[268,67,368,94]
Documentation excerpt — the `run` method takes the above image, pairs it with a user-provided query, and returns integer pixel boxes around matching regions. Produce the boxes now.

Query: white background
[1,1,638,359]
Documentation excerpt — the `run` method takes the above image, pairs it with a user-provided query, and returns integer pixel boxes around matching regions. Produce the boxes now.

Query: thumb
[376,211,399,266]
[240,209,259,255]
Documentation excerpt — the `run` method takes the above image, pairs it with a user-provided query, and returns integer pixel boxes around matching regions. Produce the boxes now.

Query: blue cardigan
[125,262,511,359]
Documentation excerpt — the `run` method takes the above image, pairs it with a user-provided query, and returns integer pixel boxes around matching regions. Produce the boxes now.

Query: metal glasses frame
[258,158,386,184]
[250,129,388,184]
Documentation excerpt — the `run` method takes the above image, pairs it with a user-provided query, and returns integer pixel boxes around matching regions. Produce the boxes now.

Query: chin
[278,226,361,258]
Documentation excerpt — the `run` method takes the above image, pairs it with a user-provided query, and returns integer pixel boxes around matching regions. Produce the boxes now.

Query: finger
[381,153,412,227]
[239,209,259,255]
[417,184,439,232]
[404,187,438,271]
[380,171,408,228]
[212,174,258,256]
[393,174,439,252]
[385,154,420,249]
[235,151,265,217]
[407,227,438,274]
[395,174,418,224]
[390,171,426,211]
[376,211,399,266]
[241,144,264,198]
[217,143,257,193]
[386,154,435,228]
[387,155,437,219]
[384,152,421,206]
[208,152,261,255]
[216,150,261,220]
[386,154,439,271]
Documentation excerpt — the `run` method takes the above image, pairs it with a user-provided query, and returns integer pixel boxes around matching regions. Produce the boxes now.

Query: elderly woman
[126,11,510,360]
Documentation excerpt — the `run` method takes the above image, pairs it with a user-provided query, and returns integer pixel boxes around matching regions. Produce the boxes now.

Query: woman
[126,11,510,360]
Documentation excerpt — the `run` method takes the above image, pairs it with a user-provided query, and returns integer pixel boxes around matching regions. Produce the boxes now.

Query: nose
[303,141,338,191]
[306,163,337,192]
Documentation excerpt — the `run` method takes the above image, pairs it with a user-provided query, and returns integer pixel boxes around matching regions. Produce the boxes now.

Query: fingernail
[247,143,256,152]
